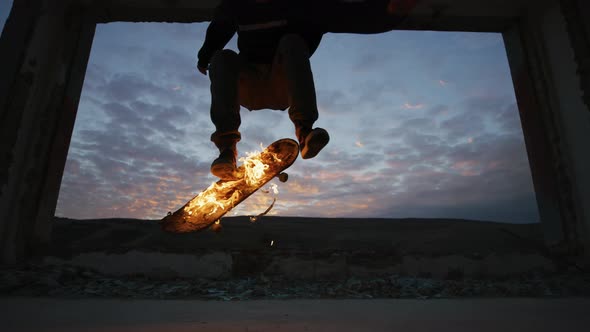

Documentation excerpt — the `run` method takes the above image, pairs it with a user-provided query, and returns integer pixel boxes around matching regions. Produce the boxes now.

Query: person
[197,0,330,180]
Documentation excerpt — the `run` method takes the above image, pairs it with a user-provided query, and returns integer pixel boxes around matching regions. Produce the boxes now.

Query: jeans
[208,34,319,149]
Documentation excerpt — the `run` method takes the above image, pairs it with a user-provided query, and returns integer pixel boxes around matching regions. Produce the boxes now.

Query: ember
[249,197,277,223]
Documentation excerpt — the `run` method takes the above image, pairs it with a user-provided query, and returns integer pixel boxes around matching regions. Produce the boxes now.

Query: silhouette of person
[197,0,329,180]
[197,0,420,180]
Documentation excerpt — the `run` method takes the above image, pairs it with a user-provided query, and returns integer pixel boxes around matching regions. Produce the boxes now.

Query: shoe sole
[301,129,330,159]
[211,163,239,180]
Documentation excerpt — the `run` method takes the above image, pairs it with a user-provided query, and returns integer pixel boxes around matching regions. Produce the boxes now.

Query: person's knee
[210,49,240,73]
[278,34,310,55]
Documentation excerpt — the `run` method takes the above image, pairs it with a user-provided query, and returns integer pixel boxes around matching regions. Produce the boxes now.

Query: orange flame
[182,145,282,219]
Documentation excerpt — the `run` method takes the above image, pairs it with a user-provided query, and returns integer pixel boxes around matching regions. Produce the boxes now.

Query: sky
[0,1,540,223]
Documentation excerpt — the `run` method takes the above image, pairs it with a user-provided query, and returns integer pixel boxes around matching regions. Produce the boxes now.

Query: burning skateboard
[160,138,299,233]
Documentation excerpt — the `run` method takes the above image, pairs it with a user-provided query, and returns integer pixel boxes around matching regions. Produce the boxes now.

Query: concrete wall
[503,0,590,255]
[560,0,590,112]
[546,1,590,252]
[1,0,589,264]
[0,0,95,263]
[503,24,566,247]
[84,0,526,31]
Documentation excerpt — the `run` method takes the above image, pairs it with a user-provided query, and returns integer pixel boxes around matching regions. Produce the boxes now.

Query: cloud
[402,102,425,110]
[439,111,485,141]
[57,89,212,219]
[316,89,357,115]
[494,103,523,134]
[273,93,536,223]
[427,104,449,117]
[55,24,538,224]
[352,52,391,72]
[146,48,210,91]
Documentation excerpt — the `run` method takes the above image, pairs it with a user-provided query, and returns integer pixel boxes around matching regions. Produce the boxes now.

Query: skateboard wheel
[210,221,223,233]
[278,172,288,183]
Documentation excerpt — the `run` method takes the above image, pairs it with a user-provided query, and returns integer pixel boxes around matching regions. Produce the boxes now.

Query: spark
[403,102,425,110]
[249,197,277,223]
[270,183,279,195]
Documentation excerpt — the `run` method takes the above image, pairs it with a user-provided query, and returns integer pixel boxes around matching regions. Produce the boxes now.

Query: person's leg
[275,34,329,159]
[208,49,242,179]
[238,62,275,111]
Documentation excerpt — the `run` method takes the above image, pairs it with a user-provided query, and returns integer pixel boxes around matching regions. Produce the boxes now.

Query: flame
[241,152,269,186]
[270,183,279,195]
[182,145,282,221]
[184,180,241,217]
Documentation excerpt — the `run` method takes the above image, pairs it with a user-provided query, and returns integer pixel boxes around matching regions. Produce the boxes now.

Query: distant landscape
[51,216,543,256]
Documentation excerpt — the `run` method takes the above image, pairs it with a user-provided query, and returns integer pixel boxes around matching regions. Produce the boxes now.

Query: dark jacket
[197,0,411,68]
[197,0,324,68]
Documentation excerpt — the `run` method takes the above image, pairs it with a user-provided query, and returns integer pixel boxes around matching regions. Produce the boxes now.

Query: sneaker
[299,127,330,159]
[211,148,238,180]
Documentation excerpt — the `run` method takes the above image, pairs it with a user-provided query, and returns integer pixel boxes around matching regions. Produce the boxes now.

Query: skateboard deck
[161,138,299,233]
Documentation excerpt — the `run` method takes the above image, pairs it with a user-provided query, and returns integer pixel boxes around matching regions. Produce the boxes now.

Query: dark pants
[208,34,319,150]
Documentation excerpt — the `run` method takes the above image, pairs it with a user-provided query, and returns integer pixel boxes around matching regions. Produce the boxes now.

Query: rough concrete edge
[42,250,557,280]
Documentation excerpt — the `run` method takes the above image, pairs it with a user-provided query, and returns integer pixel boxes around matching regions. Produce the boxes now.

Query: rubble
[1,264,588,300]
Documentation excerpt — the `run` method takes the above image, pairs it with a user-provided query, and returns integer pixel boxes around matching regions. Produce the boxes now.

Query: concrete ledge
[44,251,232,279]
[42,249,556,280]
[36,217,560,280]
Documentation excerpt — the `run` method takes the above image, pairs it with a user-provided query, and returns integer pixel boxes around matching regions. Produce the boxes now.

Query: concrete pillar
[0,0,95,264]
[559,0,590,112]
[547,0,590,256]
[503,0,590,256]
[503,26,567,248]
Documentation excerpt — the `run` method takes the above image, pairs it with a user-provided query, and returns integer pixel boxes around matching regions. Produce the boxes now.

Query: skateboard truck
[210,220,223,233]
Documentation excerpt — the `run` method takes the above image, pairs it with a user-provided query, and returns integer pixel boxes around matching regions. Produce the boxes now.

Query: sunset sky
[1,1,540,223]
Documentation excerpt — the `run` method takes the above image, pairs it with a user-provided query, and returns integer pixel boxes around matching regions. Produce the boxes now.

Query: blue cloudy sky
[1,1,540,223]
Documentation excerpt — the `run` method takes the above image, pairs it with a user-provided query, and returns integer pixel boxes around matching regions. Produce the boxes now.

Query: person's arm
[197,0,237,75]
